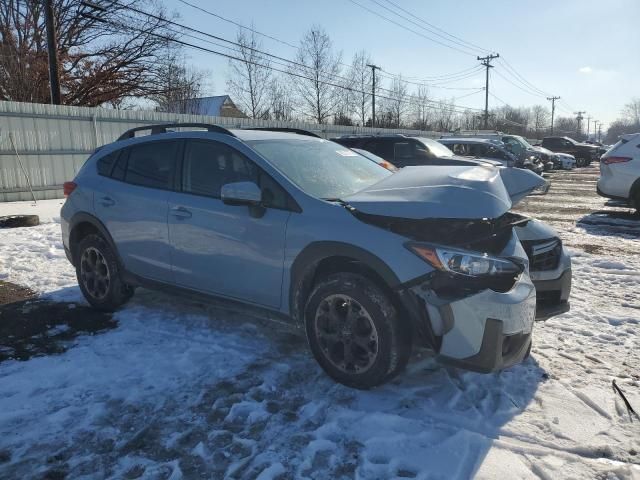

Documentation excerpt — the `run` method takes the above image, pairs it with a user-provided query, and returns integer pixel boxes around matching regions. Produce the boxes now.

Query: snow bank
[1,193,639,478]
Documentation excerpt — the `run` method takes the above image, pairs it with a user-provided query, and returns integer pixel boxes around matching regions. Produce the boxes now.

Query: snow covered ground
[0,166,639,479]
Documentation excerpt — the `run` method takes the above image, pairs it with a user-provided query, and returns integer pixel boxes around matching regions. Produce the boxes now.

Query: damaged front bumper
[402,272,536,373]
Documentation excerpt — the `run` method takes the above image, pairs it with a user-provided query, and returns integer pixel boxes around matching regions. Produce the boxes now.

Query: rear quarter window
[96,151,120,177]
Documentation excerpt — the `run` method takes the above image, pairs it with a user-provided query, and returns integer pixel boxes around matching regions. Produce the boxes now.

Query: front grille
[522,238,561,271]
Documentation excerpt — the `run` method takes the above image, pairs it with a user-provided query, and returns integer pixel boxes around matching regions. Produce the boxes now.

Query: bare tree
[554,116,579,136]
[622,97,640,125]
[290,26,342,124]
[348,50,374,126]
[434,99,456,131]
[0,0,180,106]
[266,76,295,121]
[531,105,550,138]
[385,76,408,128]
[226,27,272,119]
[151,51,206,113]
[410,85,431,130]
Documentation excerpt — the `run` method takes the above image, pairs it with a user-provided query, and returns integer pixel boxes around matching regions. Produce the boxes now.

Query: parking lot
[0,165,639,479]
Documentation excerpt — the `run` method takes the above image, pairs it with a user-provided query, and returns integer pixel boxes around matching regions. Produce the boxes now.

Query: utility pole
[546,96,560,135]
[574,111,586,139]
[477,53,499,129]
[597,123,604,142]
[593,120,599,141]
[586,116,592,139]
[366,64,380,127]
[44,0,61,104]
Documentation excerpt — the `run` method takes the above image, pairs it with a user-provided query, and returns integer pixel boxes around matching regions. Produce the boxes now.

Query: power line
[492,69,547,98]
[105,1,488,113]
[376,68,485,90]
[345,0,478,56]
[176,0,299,51]
[498,57,552,97]
[488,91,509,106]
[383,65,481,81]
[365,0,479,55]
[173,0,492,90]
[380,0,491,54]
[93,10,485,115]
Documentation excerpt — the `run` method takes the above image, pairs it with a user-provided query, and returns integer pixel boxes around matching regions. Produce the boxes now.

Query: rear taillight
[63,181,77,196]
[602,156,632,165]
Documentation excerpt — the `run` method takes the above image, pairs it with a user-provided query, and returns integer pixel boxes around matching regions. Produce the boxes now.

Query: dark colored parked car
[436,138,517,167]
[541,136,599,167]
[331,134,484,168]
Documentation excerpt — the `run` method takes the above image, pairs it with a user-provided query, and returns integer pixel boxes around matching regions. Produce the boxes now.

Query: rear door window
[125,141,179,190]
[364,139,394,160]
[394,142,414,161]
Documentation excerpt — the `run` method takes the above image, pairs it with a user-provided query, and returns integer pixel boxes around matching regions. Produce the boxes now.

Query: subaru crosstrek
[61,124,570,389]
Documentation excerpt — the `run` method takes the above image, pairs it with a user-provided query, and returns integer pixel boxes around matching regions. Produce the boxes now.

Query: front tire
[304,273,411,389]
[75,234,134,311]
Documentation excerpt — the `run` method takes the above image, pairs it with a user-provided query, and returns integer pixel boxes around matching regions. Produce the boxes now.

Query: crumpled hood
[343,165,546,220]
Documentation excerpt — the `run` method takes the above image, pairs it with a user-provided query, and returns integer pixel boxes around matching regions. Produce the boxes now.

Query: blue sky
[163,0,639,126]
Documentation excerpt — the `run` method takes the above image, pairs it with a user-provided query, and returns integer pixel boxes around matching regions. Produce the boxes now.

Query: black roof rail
[244,127,322,138]
[117,123,236,141]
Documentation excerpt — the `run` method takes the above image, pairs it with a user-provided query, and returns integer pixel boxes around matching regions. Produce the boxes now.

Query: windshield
[514,135,534,149]
[417,137,454,157]
[247,138,392,199]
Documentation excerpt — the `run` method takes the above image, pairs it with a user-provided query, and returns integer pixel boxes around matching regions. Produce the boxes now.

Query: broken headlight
[407,244,523,278]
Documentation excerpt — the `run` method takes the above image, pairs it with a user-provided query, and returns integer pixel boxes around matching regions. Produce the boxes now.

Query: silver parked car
[61,124,570,389]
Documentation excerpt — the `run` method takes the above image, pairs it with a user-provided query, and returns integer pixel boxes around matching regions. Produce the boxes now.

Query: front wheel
[304,273,411,389]
[75,234,134,311]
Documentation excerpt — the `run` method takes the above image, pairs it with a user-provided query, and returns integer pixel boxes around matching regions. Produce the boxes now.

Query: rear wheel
[304,273,411,389]
[75,234,134,311]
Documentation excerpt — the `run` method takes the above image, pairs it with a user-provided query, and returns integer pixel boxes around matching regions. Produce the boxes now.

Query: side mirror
[221,181,265,218]
[221,181,262,206]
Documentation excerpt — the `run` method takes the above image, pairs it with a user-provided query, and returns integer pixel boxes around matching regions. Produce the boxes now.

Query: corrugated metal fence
[0,101,439,202]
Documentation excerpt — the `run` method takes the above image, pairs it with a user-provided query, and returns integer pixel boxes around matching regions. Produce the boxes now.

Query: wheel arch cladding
[289,241,403,324]
[69,213,120,266]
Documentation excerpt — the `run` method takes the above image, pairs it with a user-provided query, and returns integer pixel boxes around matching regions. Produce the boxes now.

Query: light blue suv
[61,124,569,388]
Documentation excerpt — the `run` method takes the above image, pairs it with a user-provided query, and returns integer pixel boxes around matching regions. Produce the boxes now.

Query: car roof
[620,133,640,142]
[230,129,325,141]
[438,138,497,145]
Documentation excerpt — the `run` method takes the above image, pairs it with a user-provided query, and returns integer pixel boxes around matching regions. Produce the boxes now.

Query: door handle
[100,196,115,207]
[170,206,192,219]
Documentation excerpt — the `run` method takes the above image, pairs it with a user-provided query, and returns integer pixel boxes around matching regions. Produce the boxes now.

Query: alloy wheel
[314,294,379,374]
[80,247,111,300]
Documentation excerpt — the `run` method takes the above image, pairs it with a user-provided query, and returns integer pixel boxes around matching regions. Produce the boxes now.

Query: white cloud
[579,66,593,74]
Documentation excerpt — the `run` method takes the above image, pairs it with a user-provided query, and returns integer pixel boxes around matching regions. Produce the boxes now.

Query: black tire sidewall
[304,273,409,389]
[0,215,39,229]
[75,234,132,311]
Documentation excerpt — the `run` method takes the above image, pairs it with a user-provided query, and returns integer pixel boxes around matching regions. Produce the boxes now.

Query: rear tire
[75,234,134,311]
[304,273,411,389]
